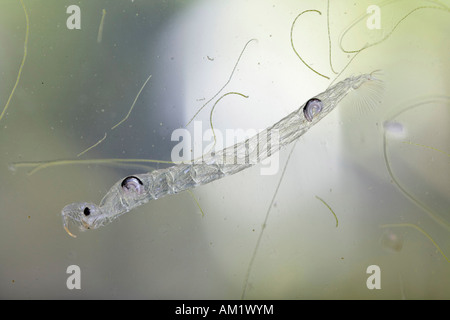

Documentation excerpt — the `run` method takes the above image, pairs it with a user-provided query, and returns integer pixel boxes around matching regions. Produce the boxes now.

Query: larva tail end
[349,71,385,116]
[368,69,384,82]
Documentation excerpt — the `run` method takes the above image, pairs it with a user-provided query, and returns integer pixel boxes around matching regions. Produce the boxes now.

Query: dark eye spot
[83,207,91,216]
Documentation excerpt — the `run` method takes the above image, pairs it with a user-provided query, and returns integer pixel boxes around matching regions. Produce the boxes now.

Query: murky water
[0,0,448,299]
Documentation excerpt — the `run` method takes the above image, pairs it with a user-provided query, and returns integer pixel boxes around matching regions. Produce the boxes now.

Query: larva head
[61,202,103,238]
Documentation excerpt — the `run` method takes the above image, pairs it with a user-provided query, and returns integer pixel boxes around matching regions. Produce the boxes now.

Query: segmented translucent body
[62,73,380,237]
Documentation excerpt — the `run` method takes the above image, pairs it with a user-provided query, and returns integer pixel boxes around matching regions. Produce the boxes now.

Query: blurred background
[0,0,448,299]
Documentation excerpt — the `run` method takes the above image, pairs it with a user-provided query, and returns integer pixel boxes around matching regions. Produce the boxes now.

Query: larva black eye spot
[303,98,323,122]
[83,207,91,216]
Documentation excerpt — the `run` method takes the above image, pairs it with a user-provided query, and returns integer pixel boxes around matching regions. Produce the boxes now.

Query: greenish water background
[0,0,448,299]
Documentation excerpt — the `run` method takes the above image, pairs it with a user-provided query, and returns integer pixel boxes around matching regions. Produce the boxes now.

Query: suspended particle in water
[97,9,106,43]
[380,229,403,252]
[383,120,406,139]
